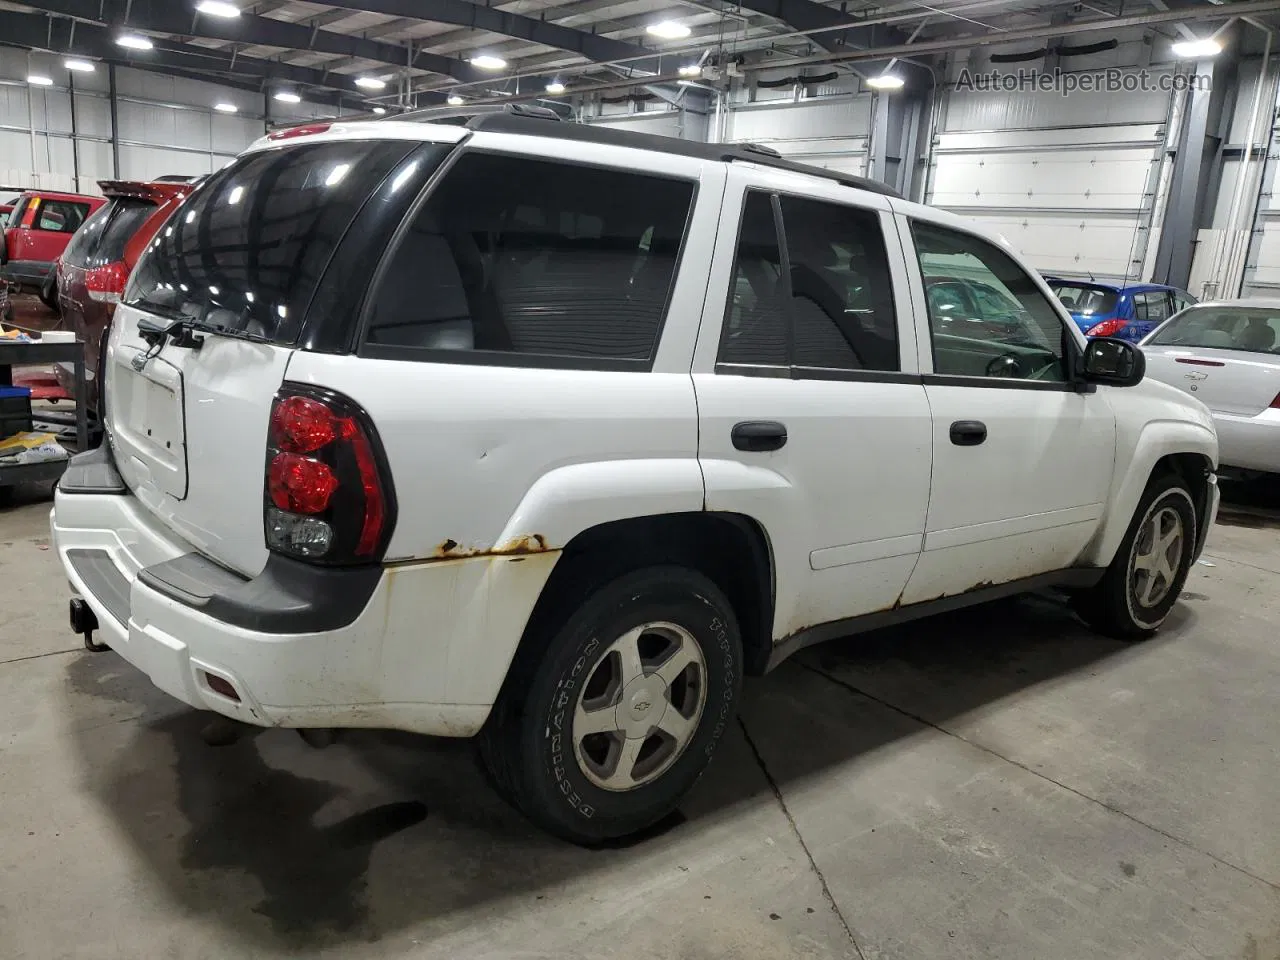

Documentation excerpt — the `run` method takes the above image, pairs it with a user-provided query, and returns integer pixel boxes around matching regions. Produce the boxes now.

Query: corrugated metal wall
[926,38,1174,281]
[0,46,272,200]
[1193,58,1280,299]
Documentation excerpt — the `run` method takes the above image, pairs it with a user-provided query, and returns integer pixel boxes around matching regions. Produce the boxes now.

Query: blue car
[1044,278,1197,341]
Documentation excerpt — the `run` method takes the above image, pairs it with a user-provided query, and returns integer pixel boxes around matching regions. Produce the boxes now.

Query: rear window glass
[1049,282,1118,317]
[62,197,155,268]
[125,139,416,344]
[1146,307,1280,354]
[92,198,155,266]
[61,202,112,267]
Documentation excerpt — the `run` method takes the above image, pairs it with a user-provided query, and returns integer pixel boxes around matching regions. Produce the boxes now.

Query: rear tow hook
[69,598,109,652]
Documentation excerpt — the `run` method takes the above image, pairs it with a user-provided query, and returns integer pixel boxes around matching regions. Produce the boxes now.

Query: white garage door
[927,77,1172,280]
[723,97,871,176]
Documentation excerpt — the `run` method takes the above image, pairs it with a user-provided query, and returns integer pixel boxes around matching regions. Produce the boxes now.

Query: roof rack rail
[462,112,904,199]
[388,102,563,125]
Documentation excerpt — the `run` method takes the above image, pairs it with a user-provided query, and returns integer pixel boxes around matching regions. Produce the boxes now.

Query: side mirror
[1082,336,1145,387]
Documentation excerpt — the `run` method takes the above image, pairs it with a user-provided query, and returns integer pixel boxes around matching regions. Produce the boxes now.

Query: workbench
[0,338,88,490]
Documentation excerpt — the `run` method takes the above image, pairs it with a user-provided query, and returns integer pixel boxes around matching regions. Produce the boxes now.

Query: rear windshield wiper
[137,316,272,351]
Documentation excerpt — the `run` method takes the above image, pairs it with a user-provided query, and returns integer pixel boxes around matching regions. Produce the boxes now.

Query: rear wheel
[39,270,58,313]
[479,565,742,845]
[1075,474,1197,639]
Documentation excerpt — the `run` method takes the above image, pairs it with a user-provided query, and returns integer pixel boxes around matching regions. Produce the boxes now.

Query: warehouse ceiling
[0,0,1275,111]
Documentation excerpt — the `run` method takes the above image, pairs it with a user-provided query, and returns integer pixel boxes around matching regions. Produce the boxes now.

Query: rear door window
[36,200,90,233]
[779,194,900,373]
[125,139,419,345]
[362,152,696,367]
[1133,291,1171,323]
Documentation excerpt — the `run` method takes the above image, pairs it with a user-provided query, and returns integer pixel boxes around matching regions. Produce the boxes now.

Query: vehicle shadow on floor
[62,586,1193,952]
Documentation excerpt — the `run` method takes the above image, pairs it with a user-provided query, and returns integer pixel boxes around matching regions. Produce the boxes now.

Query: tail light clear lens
[1085,318,1127,338]
[85,261,130,304]
[264,385,395,565]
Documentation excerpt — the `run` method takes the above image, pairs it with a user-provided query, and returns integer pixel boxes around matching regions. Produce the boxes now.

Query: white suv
[52,108,1219,844]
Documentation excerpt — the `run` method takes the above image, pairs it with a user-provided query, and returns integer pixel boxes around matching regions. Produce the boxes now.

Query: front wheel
[1075,475,1198,639]
[479,565,743,845]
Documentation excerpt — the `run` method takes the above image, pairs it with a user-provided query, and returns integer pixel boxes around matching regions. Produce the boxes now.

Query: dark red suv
[53,178,196,402]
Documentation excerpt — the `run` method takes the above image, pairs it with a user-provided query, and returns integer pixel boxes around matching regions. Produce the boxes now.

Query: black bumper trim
[138,552,382,634]
[58,445,125,495]
[67,549,130,627]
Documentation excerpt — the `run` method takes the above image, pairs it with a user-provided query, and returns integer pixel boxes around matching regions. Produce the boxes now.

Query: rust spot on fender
[432,534,552,560]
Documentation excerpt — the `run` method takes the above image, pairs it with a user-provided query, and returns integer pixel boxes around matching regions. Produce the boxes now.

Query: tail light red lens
[271,395,342,453]
[1271,392,1280,409]
[85,261,130,304]
[264,386,395,565]
[268,453,339,514]
[1085,318,1127,338]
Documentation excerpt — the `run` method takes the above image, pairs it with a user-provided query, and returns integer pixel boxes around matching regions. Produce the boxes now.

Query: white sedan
[1141,299,1280,474]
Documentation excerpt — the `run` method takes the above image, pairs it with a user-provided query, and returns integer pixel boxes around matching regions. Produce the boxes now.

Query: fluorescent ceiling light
[678,64,701,77]
[116,34,153,50]
[447,94,465,105]
[64,59,96,72]
[545,81,566,94]
[196,1,241,16]
[355,76,386,90]
[470,55,507,70]
[214,102,237,113]
[372,106,387,114]
[1171,37,1222,58]
[647,21,691,40]
[27,74,53,86]
[866,74,905,90]
[274,90,301,103]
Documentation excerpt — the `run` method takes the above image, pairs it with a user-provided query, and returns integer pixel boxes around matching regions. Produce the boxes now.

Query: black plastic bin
[0,385,33,440]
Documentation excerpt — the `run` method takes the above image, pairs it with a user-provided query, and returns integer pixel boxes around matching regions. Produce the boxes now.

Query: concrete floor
[2,481,1279,960]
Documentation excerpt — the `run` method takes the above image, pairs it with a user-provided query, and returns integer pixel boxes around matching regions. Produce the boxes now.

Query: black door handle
[732,421,787,452]
[949,420,987,446]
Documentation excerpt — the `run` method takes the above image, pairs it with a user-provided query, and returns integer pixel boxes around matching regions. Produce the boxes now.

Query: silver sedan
[1140,299,1280,475]
[1141,300,1280,473]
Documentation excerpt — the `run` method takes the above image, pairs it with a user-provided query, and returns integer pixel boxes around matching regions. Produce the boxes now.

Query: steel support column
[868,87,926,194]
[108,63,120,179]
[1151,59,1222,290]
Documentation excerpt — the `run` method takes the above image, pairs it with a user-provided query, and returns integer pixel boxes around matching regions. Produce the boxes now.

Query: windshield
[1146,306,1280,354]
[124,139,418,344]
[1049,282,1118,317]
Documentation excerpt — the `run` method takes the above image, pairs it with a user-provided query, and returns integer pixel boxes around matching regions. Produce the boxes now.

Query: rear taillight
[264,386,395,564]
[1271,392,1280,409]
[85,261,130,304]
[1086,318,1127,338]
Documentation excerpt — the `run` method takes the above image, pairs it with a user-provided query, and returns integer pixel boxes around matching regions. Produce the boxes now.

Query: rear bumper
[1213,409,1280,474]
[50,450,547,736]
